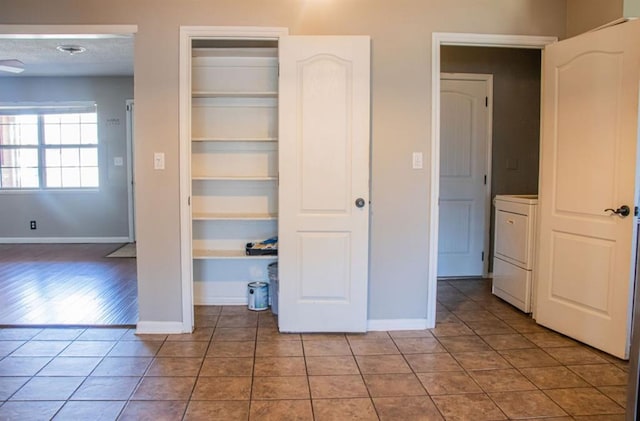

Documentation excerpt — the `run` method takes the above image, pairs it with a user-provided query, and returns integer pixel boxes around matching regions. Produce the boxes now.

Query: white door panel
[278,36,370,332]
[536,20,640,358]
[438,77,490,277]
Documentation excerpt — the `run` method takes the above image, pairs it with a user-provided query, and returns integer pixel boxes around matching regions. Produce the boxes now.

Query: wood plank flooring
[0,244,137,326]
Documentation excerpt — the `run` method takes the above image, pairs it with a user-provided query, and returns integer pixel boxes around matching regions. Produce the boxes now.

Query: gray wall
[0,76,133,240]
[0,0,567,325]
[441,46,541,270]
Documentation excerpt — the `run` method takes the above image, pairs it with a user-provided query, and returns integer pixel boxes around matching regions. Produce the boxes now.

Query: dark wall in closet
[441,46,541,271]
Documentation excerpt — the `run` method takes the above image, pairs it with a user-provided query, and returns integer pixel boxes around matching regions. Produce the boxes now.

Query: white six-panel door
[536,20,640,358]
[278,36,370,332]
[438,76,490,277]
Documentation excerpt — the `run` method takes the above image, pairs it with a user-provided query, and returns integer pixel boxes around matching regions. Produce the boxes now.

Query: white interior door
[438,76,490,277]
[536,20,640,358]
[278,36,370,332]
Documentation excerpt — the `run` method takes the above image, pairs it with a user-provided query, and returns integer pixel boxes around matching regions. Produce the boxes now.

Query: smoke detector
[56,45,87,55]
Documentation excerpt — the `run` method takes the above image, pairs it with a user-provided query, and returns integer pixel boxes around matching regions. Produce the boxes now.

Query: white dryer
[492,194,538,313]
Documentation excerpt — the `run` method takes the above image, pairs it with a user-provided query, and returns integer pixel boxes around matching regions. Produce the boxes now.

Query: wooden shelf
[193,249,277,260]
[192,175,277,181]
[192,137,277,143]
[192,91,277,99]
[192,212,277,221]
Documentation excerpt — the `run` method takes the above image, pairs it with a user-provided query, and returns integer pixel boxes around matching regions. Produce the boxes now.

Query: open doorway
[0,25,138,325]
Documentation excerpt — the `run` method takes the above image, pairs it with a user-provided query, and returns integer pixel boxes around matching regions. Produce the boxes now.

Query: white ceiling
[0,36,134,77]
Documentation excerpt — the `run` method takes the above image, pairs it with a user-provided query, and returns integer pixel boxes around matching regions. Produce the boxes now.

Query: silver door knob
[355,198,366,208]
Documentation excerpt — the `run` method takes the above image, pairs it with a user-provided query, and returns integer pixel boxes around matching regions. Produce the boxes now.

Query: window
[0,104,99,189]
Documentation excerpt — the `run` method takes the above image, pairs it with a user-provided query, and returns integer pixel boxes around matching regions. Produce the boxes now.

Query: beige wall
[566,0,623,37]
[0,0,567,325]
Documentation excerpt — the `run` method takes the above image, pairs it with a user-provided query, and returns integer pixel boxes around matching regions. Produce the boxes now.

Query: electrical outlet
[412,152,423,169]
[30,220,36,230]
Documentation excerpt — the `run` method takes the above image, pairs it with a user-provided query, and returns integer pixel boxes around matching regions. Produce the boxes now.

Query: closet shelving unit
[190,41,278,303]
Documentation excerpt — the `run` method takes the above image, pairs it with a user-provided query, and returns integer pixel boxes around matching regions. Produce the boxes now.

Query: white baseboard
[194,280,249,306]
[136,321,185,334]
[367,318,431,331]
[0,236,130,244]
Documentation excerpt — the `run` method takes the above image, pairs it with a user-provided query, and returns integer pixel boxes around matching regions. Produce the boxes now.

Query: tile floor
[0,279,629,420]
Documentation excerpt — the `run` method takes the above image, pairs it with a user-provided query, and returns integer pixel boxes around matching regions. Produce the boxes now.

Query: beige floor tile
[356,354,412,374]
[207,340,255,358]
[393,337,446,354]
[59,341,116,357]
[254,356,306,376]
[0,401,65,421]
[373,396,444,421]
[437,335,492,353]
[545,387,625,416]
[568,364,629,386]
[435,311,462,324]
[199,357,253,376]
[217,314,259,328]
[523,332,577,348]
[479,334,536,350]
[32,329,85,341]
[0,377,30,400]
[303,339,352,356]
[405,353,463,373]
[452,350,512,370]
[519,366,590,389]
[256,328,300,341]
[309,375,369,399]
[503,318,549,334]
[432,393,506,420]
[571,416,625,421]
[305,355,360,375]
[363,373,426,397]
[107,340,163,357]
[76,328,128,341]
[301,333,347,341]
[464,320,516,335]
[498,348,560,368]
[184,400,250,420]
[54,400,125,420]
[91,357,152,377]
[0,328,43,341]
[145,357,204,377]
[37,356,101,376]
[156,341,208,358]
[191,376,252,400]
[119,400,187,421]
[212,327,257,341]
[469,368,536,393]
[417,371,482,395]
[451,310,500,322]
[490,390,567,418]
[131,376,196,400]
[252,376,310,399]
[347,331,391,340]
[388,330,434,339]
[249,400,313,421]
[544,346,608,365]
[70,376,140,400]
[430,322,475,337]
[349,338,400,355]
[598,385,627,408]
[256,340,304,357]
[10,376,85,401]
[120,330,167,342]
[11,341,71,357]
[0,341,26,357]
[166,328,214,342]
[313,398,378,421]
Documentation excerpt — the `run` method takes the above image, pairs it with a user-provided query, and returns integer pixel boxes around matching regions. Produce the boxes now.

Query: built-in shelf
[192,175,277,181]
[192,91,277,99]
[192,212,277,221]
[192,137,277,143]
[193,249,277,260]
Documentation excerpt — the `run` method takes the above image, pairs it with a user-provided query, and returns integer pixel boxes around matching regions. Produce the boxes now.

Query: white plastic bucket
[248,281,269,311]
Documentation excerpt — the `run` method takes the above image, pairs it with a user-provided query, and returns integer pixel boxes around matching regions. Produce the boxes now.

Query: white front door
[536,20,640,358]
[438,76,490,277]
[278,36,371,332]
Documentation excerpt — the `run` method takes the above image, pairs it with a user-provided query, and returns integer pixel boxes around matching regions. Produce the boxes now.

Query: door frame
[125,99,135,242]
[178,26,289,333]
[438,72,493,279]
[427,33,557,327]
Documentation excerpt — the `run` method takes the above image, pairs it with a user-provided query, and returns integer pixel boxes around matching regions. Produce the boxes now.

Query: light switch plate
[412,152,423,169]
[114,157,124,166]
[154,152,165,170]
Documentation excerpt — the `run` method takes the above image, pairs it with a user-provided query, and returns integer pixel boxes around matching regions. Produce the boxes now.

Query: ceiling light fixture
[56,44,87,55]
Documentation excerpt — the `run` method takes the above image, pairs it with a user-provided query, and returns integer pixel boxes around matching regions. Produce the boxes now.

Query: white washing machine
[492,194,538,313]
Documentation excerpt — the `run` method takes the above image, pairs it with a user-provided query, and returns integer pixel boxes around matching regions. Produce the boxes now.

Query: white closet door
[536,20,640,358]
[278,36,370,332]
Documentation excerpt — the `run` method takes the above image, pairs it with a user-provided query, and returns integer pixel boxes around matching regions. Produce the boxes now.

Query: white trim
[0,25,138,37]
[195,297,248,305]
[0,236,130,244]
[428,33,557,329]
[367,319,429,331]
[136,321,185,334]
[440,72,494,278]
[125,99,135,242]
[179,26,289,334]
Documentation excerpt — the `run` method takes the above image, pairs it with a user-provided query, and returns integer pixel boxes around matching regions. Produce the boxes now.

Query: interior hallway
[0,279,628,420]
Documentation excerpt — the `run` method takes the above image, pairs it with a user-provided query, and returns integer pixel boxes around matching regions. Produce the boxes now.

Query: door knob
[604,205,630,217]
[355,198,366,208]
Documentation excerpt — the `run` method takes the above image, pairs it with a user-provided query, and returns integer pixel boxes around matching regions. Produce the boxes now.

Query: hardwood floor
[0,244,137,326]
